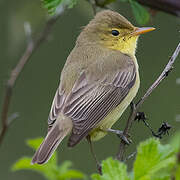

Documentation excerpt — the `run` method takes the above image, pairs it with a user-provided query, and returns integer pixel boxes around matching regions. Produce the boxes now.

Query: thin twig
[117,42,180,161]
[0,7,66,146]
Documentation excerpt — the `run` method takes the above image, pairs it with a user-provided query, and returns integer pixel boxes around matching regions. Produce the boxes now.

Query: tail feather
[32,115,72,164]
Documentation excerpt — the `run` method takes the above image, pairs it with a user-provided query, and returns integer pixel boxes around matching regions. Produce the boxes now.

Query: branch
[137,0,180,17]
[116,41,180,161]
[88,0,180,17]
[0,7,66,146]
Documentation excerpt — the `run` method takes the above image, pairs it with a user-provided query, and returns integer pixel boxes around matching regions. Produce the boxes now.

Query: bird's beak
[132,27,155,36]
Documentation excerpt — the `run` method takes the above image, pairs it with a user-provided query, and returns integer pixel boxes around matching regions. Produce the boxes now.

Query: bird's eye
[111,30,119,36]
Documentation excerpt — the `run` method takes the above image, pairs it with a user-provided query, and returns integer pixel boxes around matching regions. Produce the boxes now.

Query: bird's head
[77,10,155,56]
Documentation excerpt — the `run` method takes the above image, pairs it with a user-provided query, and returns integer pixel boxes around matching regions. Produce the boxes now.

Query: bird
[32,10,155,165]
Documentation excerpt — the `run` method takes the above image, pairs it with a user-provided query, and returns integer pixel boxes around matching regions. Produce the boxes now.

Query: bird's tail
[31,114,72,164]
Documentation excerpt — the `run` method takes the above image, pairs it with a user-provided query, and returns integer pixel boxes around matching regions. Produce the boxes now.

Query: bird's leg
[86,135,102,174]
[107,128,131,145]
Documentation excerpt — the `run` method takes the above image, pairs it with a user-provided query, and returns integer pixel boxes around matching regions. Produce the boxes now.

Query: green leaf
[170,132,180,153]
[58,161,73,173]
[57,161,85,179]
[42,0,78,15]
[12,157,33,171]
[43,0,62,14]
[59,170,85,179]
[175,163,180,179]
[91,157,130,180]
[11,157,58,180]
[26,137,44,150]
[11,137,85,180]
[134,138,176,180]
[57,161,84,179]
[129,0,150,25]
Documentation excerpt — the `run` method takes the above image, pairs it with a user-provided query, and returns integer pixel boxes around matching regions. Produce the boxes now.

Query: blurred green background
[0,0,180,179]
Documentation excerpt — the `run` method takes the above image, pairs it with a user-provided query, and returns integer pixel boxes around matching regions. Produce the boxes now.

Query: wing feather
[62,64,136,147]
[48,87,66,127]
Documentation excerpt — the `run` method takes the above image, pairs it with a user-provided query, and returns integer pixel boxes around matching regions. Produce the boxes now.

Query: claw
[117,133,131,145]
[108,129,131,145]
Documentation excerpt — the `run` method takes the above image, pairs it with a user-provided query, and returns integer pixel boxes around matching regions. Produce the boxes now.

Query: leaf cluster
[11,133,180,180]
[43,0,78,15]
[92,134,180,180]
[12,138,85,180]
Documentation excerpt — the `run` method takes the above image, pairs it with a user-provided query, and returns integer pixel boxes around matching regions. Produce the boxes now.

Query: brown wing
[63,63,136,147]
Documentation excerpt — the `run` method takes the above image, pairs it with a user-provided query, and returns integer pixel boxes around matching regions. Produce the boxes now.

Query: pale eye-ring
[111,30,119,36]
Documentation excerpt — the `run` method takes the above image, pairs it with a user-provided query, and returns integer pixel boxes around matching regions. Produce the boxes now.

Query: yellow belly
[90,67,140,141]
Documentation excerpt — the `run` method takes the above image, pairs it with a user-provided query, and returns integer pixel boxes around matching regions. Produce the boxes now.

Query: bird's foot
[108,129,131,145]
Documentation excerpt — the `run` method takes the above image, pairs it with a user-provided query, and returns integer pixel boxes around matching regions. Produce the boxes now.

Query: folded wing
[63,62,136,147]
